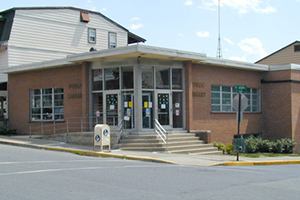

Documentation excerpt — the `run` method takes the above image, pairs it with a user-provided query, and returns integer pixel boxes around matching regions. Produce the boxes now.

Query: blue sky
[1,0,300,63]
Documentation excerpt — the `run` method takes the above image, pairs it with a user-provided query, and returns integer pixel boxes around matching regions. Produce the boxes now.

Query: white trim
[269,63,300,71]
[2,44,270,73]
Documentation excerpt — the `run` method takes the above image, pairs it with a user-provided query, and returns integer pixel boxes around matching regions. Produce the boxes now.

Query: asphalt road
[1,144,300,200]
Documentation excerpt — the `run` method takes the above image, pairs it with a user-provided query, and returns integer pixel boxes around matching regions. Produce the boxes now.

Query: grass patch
[242,153,300,158]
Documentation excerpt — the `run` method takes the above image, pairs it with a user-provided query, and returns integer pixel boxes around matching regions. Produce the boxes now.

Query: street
[1,144,300,200]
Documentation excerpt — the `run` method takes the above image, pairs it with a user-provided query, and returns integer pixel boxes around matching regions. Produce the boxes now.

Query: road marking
[0,164,181,176]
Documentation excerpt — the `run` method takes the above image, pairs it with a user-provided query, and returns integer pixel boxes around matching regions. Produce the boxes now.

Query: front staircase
[120,133,222,155]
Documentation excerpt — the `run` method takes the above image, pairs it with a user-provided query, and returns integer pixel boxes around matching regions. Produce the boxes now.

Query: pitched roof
[255,40,300,64]
[0,6,146,44]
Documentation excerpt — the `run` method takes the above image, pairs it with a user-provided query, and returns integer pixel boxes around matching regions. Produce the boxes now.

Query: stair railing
[116,119,125,143]
[154,119,168,152]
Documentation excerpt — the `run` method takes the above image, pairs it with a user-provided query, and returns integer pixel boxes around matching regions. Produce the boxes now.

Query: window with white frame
[211,85,261,112]
[108,32,116,48]
[30,88,64,121]
[88,28,96,43]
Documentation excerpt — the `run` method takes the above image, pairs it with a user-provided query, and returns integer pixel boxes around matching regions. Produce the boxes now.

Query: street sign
[233,94,248,112]
[234,85,247,93]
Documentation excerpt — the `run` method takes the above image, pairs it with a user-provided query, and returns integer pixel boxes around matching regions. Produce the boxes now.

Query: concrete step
[119,132,221,155]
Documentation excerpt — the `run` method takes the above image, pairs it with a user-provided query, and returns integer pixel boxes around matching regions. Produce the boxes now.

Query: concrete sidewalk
[1,135,300,166]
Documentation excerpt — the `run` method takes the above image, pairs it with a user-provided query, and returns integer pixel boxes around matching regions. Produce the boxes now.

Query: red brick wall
[8,64,89,134]
[186,63,263,144]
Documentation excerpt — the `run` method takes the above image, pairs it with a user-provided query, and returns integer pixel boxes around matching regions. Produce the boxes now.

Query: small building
[5,45,269,148]
[2,7,300,153]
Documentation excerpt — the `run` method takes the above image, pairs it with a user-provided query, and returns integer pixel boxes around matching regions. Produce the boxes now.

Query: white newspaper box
[94,124,111,152]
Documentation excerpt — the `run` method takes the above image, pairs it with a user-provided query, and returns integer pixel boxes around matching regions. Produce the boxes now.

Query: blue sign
[103,129,109,136]
[95,135,100,142]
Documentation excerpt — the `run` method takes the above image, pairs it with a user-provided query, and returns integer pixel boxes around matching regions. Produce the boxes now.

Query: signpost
[233,85,248,161]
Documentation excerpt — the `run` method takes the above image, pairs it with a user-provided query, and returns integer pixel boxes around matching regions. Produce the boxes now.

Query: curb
[0,139,177,165]
[211,160,300,166]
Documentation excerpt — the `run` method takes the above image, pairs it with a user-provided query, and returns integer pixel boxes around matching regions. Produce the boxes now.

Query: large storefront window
[172,68,183,89]
[121,66,133,89]
[105,67,119,90]
[211,85,261,112]
[30,88,64,121]
[93,69,103,91]
[142,67,154,89]
[156,67,170,89]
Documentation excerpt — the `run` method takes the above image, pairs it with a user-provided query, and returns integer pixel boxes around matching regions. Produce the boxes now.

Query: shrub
[281,138,296,153]
[271,140,283,154]
[257,138,272,153]
[225,143,233,155]
[245,136,259,153]
[0,125,17,135]
[213,142,226,154]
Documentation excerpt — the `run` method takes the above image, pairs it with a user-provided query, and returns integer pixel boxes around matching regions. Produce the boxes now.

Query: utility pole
[216,0,222,58]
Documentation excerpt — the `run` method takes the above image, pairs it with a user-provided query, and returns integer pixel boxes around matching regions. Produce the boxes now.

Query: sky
[1,0,300,63]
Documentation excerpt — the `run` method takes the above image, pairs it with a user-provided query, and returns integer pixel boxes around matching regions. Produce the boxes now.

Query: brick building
[2,7,300,153]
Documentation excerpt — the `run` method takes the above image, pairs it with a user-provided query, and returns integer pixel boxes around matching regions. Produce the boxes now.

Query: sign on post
[94,124,111,152]
[233,85,248,161]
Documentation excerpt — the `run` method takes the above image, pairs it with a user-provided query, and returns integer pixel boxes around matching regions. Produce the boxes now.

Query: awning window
[81,12,90,23]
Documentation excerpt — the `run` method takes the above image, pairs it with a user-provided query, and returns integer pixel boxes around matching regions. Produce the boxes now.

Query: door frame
[155,91,172,129]
[103,91,121,126]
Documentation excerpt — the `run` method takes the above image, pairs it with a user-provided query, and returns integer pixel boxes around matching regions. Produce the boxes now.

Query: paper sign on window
[144,102,148,108]
[161,104,166,109]
[110,105,115,110]
[129,101,132,108]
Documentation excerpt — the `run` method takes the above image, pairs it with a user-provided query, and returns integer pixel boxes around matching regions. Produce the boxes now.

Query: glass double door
[156,92,183,129]
[104,92,134,129]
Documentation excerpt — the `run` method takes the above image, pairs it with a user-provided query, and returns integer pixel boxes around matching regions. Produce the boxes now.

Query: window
[172,68,183,89]
[92,69,103,91]
[211,85,261,112]
[88,28,96,43]
[80,12,90,23]
[142,67,154,89]
[108,32,117,48]
[294,45,300,52]
[156,67,170,89]
[30,88,64,121]
[105,67,119,90]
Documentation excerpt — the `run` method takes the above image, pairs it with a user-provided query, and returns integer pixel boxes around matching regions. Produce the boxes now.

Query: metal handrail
[154,119,168,152]
[116,119,124,143]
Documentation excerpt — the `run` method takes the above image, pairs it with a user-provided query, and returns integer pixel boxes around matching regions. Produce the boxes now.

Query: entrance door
[104,93,120,126]
[157,92,171,127]
[142,93,153,129]
[123,93,134,129]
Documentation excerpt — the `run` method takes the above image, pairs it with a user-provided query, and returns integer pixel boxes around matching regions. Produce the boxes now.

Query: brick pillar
[81,62,90,118]
[184,61,193,131]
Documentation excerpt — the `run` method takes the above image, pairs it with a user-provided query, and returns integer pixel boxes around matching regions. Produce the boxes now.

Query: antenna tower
[216,0,222,58]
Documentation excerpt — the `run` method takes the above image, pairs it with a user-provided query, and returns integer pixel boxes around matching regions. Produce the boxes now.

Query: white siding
[0,50,8,82]
[7,8,128,67]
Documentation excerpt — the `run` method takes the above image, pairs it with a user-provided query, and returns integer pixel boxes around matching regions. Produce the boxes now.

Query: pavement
[1,135,300,166]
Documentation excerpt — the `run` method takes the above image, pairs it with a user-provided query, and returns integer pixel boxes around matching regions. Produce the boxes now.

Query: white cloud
[230,56,247,62]
[178,33,184,37]
[196,31,210,37]
[224,37,234,45]
[130,23,144,30]
[184,0,194,6]
[201,0,276,14]
[131,17,141,21]
[238,38,267,59]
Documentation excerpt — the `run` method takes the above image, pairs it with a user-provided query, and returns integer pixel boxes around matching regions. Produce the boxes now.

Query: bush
[245,136,259,153]
[281,138,296,153]
[0,125,17,135]
[271,140,283,154]
[245,136,296,154]
[213,142,233,155]
[225,143,233,155]
[213,142,226,154]
[257,138,272,153]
